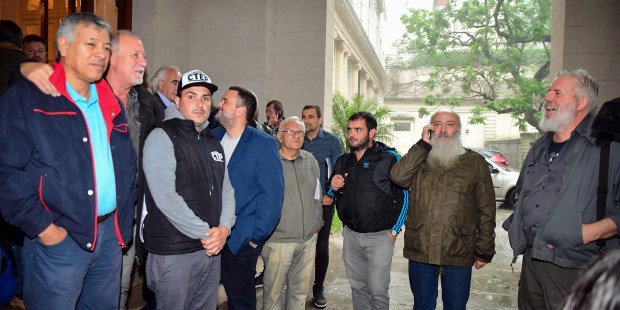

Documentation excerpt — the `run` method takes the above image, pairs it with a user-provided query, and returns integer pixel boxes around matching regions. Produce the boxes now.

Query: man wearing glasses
[260,116,323,309]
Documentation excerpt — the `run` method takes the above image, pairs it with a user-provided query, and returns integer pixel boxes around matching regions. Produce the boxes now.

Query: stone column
[360,71,369,95]
[342,48,351,97]
[551,0,620,106]
[350,60,361,96]
[367,80,376,99]
[335,40,346,93]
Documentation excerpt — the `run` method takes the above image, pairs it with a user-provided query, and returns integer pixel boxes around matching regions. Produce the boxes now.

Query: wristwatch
[390,229,398,236]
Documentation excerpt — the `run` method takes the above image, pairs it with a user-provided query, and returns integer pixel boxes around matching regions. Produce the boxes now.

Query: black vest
[144,118,225,255]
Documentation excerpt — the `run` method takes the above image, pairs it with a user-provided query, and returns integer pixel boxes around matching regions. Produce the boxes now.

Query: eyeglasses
[282,130,305,137]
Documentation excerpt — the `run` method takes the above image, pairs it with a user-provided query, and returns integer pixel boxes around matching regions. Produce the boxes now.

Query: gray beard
[539,107,576,133]
[428,135,465,168]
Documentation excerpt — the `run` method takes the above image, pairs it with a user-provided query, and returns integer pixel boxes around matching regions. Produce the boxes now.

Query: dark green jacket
[390,140,496,266]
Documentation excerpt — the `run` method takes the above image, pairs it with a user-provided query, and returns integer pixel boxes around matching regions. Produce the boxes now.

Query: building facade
[1,0,617,130]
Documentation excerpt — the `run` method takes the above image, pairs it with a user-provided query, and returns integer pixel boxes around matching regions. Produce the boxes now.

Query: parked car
[484,157,519,209]
[473,148,510,169]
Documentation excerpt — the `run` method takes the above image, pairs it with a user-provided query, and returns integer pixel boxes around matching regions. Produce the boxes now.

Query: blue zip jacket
[0,64,137,251]
[212,125,284,255]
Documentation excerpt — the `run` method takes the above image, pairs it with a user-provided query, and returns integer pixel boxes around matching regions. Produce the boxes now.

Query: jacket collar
[541,115,595,145]
[279,148,310,161]
[163,104,213,134]
[49,62,120,140]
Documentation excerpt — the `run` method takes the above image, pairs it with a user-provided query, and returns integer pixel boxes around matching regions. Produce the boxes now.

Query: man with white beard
[390,110,496,310]
[506,69,620,310]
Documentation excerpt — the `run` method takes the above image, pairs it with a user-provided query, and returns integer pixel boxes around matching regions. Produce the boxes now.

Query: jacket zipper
[293,160,305,238]
[198,132,214,196]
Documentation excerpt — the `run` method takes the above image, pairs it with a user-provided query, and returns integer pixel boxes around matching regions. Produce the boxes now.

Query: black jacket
[332,141,407,233]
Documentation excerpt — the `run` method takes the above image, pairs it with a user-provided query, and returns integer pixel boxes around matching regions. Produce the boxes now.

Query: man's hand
[331,173,347,191]
[387,230,396,242]
[321,195,333,206]
[583,218,617,244]
[474,260,487,269]
[21,62,59,97]
[201,226,229,256]
[422,125,434,144]
[38,223,67,246]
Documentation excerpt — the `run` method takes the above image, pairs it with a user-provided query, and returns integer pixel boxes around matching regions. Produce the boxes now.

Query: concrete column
[551,0,620,107]
[342,48,351,97]
[335,40,346,93]
[350,60,361,96]
[367,80,376,99]
[360,71,369,95]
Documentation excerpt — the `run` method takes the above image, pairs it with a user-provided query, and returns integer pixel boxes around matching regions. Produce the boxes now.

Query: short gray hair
[277,116,306,138]
[150,65,181,94]
[431,109,462,133]
[556,69,599,113]
[110,30,140,54]
[56,12,111,47]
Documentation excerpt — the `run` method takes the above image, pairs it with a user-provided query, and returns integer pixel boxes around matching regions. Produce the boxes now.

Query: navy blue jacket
[212,125,284,255]
[0,64,137,251]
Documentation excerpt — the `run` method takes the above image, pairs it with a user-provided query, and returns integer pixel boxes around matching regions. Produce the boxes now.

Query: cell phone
[428,130,433,140]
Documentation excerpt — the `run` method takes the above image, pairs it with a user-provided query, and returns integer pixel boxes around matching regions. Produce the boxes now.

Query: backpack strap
[595,140,611,253]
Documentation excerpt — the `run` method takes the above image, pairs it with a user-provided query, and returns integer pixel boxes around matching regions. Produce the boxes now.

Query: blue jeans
[22,218,122,310]
[408,260,472,310]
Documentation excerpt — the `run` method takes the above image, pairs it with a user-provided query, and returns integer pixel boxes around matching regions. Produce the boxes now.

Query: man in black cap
[141,69,236,309]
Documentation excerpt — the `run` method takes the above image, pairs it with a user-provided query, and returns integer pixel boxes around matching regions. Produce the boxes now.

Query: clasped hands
[201,226,229,257]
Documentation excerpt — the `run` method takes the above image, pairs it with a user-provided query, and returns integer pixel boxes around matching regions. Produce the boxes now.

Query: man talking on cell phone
[390,109,496,310]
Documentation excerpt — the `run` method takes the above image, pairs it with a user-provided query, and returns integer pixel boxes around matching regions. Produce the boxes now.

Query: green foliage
[331,212,343,233]
[331,92,394,152]
[395,0,552,132]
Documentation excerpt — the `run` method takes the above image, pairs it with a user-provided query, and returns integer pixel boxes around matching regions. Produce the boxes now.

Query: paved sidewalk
[1,210,519,310]
[122,209,519,309]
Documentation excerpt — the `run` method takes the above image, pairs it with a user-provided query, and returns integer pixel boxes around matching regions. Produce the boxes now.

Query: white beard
[428,133,466,168]
[539,101,578,133]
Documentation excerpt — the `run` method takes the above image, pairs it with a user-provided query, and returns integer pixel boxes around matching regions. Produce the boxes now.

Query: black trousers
[221,243,262,310]
[314,204,335,291]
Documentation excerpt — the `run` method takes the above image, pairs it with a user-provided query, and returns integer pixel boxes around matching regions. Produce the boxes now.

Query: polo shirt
[66,82,117,216]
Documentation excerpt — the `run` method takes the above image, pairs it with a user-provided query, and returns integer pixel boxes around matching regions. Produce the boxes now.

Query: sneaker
[313,287,327,308]
[254,271,264,288]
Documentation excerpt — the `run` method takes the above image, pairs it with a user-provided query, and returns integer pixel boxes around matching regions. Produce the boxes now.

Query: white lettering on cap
[187,72,208,82]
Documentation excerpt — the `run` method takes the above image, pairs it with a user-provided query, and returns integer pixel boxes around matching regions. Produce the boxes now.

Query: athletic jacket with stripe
[330,141,408,234]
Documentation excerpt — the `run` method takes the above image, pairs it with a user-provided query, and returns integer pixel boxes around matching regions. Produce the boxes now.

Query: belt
[97,212,113,223]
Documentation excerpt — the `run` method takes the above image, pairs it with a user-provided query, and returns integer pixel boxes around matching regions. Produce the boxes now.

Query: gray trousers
[518,247,580,310]
[147,249,221,310]
[343,226,395,310]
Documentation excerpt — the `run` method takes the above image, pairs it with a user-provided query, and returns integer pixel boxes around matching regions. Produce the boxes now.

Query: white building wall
[389,101,489,153]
